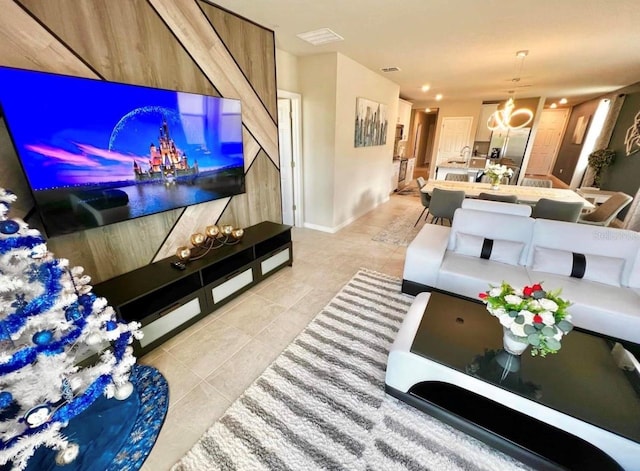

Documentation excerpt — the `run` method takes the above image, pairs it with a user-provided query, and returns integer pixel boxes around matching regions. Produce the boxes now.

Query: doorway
[277,90,303,226]
[409,109,438,178]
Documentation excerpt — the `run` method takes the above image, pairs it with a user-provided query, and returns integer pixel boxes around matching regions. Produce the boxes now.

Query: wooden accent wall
[0,0,281,282]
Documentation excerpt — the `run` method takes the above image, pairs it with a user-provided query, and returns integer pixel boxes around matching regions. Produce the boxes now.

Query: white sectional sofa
[402,201,640,344]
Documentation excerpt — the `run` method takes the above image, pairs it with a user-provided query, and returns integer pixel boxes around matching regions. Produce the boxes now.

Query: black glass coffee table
[385,291,640,471]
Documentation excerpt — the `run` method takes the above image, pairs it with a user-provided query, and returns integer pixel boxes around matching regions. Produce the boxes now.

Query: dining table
[421,179,596,210]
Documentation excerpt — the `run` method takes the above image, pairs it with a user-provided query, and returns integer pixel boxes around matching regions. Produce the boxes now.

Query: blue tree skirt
[20,365,168,471]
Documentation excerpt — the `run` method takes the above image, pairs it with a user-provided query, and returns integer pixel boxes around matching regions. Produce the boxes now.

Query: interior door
[527,109,569,175]
[277,98,294,225]
[437,117,473,165]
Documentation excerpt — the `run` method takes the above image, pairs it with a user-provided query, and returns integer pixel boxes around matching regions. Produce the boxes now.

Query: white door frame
[277,89,303,227]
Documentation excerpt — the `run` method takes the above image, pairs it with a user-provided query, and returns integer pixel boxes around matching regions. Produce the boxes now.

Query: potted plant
[587,149,616,187]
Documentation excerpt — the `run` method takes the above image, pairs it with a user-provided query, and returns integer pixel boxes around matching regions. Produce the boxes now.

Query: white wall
[298,54,337,229]
[413,99,483,178]
[275,49,299,92]
[333,53,399,228]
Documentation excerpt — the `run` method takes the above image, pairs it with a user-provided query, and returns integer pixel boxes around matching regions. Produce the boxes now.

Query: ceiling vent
[296,28,344,46]
[381,66,401,73]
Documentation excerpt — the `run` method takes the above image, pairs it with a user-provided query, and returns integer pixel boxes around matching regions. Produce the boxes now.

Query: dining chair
[578,192,633,226]
[531,198,584,222]
[414,177,431,226]
[521,178,553,188]
[478,192,518,204]
[428,188,465,225]
[444,173,469,182]
[480,174,510,185]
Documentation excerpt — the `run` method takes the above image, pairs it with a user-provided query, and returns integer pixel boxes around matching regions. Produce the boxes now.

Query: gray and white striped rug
[173,269,528,471]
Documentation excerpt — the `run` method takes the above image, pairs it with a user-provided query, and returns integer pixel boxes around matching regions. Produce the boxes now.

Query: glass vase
[502,327,529,355]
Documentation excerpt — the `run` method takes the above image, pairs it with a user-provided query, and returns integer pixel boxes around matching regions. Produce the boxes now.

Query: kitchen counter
[435,157,488,180]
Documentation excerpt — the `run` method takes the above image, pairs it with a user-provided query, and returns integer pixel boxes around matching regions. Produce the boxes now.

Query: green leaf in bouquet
[515,315,525,324]
[527,334,540,346]
[541,326,555,337]
[545,337,561,351]
[508,310,519,318]
[557,320,573,333]
[524,325,536,335]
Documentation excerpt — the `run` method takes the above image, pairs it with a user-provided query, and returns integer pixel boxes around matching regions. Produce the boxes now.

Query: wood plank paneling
[148,0,279,163]
[18,0,219,96]
[0,0,97,78]
[199,1,277,122]
[222,151,281,226]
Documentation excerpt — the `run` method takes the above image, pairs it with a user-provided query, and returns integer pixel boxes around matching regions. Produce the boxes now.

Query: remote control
[171,261,186,270]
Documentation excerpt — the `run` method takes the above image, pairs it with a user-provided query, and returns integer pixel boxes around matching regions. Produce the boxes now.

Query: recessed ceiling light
[550,103,557,108]
[435,94,443,101]
[559,98,568,105]
[516,50,529,57]
[296,28,344,46]
[425,108,431,112]
[421,85,430,92]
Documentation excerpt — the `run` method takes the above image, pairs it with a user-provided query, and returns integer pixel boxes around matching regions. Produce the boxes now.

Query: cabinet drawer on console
[209,267,254,304]
[139,296,202,348]
[260,246,291,276]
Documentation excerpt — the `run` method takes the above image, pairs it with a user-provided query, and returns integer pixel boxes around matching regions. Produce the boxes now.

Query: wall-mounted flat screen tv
[0,66,245,237]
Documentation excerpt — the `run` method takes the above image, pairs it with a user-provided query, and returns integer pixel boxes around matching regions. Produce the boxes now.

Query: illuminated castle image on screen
[0,66,246,237]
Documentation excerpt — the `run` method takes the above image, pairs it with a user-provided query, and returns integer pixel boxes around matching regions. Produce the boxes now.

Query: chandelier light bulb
[435,94,443,101]
[559,98,568,105]
[487,97,533,131]
[550,103,558,109]
[421,84,430,92]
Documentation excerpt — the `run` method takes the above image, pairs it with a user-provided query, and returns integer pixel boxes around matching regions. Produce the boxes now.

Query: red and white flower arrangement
[479,282,573,357]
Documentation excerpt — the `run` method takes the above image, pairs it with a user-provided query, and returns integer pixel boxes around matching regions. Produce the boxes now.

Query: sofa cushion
[524,269,640,344]
[436,251,532,300]
[461,199,532,216]
[531,246,625,287]
[448,208,534,265]
[528,219,640,287]
[454,232,524,266]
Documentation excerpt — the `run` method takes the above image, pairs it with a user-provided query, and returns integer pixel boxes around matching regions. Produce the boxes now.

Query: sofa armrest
[403,224,451,288]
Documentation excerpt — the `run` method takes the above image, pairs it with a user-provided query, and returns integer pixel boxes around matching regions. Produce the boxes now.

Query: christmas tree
[0,188,142,470]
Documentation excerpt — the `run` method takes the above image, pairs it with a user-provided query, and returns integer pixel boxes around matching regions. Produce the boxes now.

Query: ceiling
[210,0,640,107]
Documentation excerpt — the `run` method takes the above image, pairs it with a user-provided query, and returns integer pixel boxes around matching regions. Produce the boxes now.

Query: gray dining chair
[414,178,431,226]
[444,173,469,182]
[428,188,465,225]
[578,192,633,226]
[531,198,584,222]
[521,178,553,188]
[478,192,518,203]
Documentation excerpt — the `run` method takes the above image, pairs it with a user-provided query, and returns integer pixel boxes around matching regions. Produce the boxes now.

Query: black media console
[93,221,292,355]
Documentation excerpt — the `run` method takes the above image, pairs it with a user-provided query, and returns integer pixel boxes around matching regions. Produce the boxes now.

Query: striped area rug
[172,269,528,471]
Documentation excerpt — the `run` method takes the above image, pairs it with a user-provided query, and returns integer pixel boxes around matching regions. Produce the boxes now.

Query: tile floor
[140,191,424,470]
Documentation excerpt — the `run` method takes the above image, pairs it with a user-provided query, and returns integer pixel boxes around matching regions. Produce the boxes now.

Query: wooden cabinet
[93,221,292,355]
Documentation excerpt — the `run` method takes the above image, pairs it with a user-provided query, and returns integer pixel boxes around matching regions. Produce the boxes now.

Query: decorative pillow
[531,246,625,287]
[454,232,524,266]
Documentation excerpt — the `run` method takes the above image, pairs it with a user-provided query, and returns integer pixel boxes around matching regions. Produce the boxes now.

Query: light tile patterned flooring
[140,192,423,470]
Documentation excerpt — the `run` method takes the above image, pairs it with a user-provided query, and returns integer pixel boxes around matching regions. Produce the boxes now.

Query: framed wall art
[354,97,388,147]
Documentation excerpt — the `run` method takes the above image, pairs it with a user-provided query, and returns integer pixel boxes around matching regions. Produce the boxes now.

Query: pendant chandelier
[487,50,534,132]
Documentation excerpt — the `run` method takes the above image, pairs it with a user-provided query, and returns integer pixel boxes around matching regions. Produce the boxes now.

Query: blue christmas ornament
[65,305,83,322]
[0,220,19,234]
[105,321,118,331]
[32,330,54,345]
[0,391,13,408]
